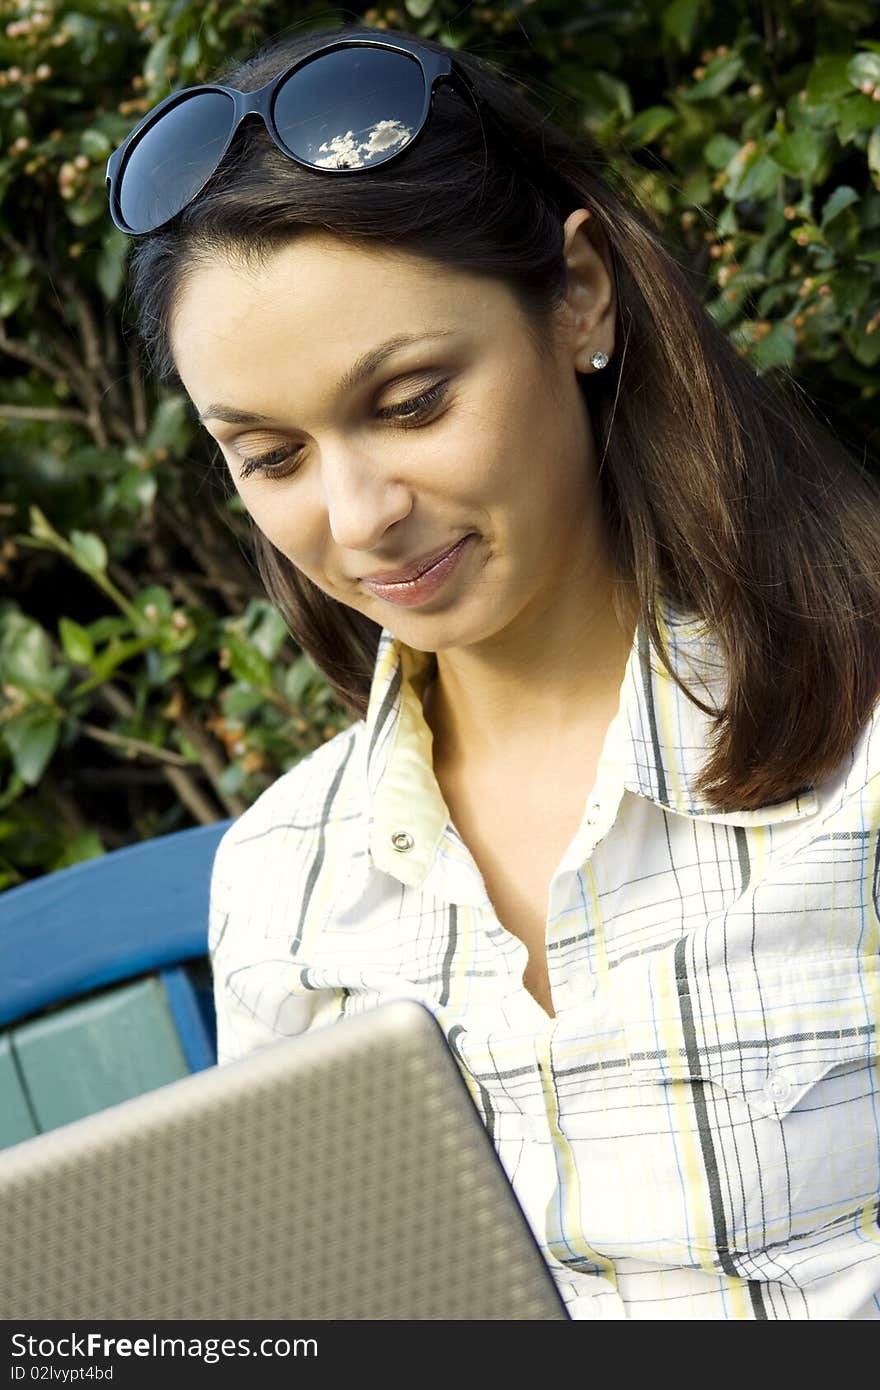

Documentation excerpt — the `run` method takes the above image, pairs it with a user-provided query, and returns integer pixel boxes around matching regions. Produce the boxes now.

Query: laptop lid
[0,998,570,1320]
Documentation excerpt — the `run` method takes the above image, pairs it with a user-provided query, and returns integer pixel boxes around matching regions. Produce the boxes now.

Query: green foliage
[1,0,878,887]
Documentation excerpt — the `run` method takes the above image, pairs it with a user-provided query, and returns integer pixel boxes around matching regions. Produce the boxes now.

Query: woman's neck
[422,582,640,773]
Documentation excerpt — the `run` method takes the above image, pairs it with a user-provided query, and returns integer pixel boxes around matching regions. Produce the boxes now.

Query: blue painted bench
[0,820,234,1149]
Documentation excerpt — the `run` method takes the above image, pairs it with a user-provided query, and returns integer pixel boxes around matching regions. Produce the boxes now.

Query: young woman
[109,23,880,1319]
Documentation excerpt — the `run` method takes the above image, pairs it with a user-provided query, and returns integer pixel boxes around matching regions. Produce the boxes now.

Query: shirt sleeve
[207,824,327,1067]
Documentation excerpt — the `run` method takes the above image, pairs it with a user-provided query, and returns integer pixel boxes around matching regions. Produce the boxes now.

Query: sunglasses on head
[105,33,482,237]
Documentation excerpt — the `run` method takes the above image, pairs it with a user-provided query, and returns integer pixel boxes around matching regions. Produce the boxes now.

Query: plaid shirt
[209,598,880,1319]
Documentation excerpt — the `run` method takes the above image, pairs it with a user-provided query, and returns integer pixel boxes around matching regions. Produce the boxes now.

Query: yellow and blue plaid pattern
[209,598,880,1319]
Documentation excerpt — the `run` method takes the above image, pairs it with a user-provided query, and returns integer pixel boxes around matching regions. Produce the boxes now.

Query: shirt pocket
[617,949,880,1269]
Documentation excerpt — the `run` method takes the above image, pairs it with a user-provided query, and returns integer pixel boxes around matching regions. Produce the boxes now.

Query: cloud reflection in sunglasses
[313,118,414,169]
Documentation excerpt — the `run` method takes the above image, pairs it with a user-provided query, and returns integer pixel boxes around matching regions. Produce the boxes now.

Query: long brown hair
[126,22,880,813]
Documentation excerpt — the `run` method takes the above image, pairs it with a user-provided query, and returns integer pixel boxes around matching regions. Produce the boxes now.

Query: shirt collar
[362,599,818,884]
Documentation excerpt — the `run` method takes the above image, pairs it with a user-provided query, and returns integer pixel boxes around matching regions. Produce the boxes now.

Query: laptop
[0,997,570,1320]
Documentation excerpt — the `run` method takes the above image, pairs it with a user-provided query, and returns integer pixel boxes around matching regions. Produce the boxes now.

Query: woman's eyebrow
[195,330,459,425]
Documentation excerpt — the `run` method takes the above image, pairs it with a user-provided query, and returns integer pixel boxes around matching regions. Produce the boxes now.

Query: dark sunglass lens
[273,48,425,170]
[119,91,234,232]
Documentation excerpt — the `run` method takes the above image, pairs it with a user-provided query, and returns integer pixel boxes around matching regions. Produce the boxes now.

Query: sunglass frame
[105,33,466,234]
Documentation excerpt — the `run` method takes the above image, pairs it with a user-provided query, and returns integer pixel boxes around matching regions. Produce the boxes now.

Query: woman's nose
[320,446,414,551]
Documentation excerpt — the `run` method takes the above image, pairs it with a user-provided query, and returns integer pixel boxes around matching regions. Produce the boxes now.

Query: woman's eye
[236,378,450,480]
[376,378,449,425]
[237,444,302,481]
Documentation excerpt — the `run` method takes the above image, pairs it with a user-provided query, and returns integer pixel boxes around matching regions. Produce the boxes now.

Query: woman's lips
[360,534,476,607]
[361,535,473,585]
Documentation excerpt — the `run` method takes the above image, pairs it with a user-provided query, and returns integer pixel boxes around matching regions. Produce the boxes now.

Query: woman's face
[170,218,615,654]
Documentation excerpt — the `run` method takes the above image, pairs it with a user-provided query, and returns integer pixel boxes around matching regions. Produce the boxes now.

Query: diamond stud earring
[590,350,609,370]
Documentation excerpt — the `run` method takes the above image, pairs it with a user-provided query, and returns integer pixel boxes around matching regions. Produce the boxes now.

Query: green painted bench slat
[0,1034,37,1148]
[11,976,191,1133]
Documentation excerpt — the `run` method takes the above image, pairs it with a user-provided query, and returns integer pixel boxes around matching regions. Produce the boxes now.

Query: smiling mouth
[360,535,474,586]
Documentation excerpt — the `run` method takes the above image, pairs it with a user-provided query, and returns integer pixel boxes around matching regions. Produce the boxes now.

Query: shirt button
[586,802,601,826]
[764,1073,791,1103]
[391,831,414,852]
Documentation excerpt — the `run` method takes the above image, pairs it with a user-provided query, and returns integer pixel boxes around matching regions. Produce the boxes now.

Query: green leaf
[180,34,202,73]
[64,446,124,479]
[96,226,129,302]
[716,203,738,236]
[70,638,150,695]
[869,126,880,183]
[830,269,871,315]
[770,127,821,178]
[80,128,112,160]
[116,466,158,512]
[757,283,795,316]
[135,585,173,621]
[218,762,247,795]
[145,649,183,686]
[87,616,130,643]
[662,0,702,50]
[69,530,108,573]
[806,54,855,104]
[848,52,880,91]
[51,830,105,870]
[821,185,860,225]
[0,769,27,813]
[405,0,434,15]
[682,54,743,102]
[2,708,62,786]
[0,280,27,317]
[28,505,59,544]
[65,192,108,227]
[591,71,633,121]
[0,610,53,690]
[144,395,194,459]
[144,33,173,92]
[729,153,780,200]
[58,617,94,665]
[626,106,677,146]
[222,686,265,718]
[45,667,69,698]
[844,324,880,366]
[704,133,739,169]
[185,665,219,699]
[749,321,797,372]
[283,653,320,706]
[243,601,289,660]
[225,634,273,690]
[836,93,880,141]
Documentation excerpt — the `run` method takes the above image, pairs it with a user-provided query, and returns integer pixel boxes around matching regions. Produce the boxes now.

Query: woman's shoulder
[213,719,364,873]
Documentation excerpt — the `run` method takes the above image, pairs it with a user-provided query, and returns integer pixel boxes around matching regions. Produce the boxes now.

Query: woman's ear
[556,207,616,374]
